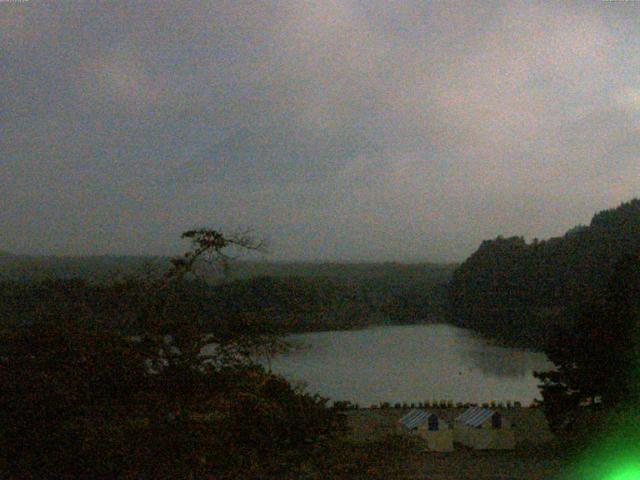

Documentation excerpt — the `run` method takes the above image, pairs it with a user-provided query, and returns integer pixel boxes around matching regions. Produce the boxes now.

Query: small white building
[454,406,515,450]
[398,409,454,452]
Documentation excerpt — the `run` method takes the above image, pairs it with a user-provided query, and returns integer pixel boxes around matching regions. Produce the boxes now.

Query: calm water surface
[267,324,553,406]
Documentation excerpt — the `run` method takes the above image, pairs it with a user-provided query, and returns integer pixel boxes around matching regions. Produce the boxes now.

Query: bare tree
[168,228,267,280]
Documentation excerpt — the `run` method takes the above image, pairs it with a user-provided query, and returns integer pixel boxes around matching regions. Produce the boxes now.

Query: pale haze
[2,1,639,261]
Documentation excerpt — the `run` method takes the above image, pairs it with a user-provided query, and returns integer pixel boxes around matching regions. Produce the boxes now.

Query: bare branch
[167,228,267,279]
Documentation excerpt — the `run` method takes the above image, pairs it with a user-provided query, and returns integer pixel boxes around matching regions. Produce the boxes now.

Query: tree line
[448,198,640,349]
[0,262,453,335]
[0,230,346,479]
[449,198,640,456]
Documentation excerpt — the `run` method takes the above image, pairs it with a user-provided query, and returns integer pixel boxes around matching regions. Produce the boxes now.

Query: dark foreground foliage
[0,230,345,479]
[535,253,640,435]
[0,320,341,478]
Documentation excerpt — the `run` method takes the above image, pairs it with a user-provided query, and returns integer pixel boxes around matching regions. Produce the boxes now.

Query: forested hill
[0,258,455,333]
[449,198,640,348]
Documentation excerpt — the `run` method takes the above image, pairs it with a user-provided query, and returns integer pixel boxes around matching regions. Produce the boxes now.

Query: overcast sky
[1,1,639,261]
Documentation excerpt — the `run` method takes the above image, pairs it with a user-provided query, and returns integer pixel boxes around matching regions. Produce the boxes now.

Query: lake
[266,324,553,406]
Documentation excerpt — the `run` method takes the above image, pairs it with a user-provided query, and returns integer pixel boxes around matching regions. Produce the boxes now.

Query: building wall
[415,425,454,452]
[454,424,515,450]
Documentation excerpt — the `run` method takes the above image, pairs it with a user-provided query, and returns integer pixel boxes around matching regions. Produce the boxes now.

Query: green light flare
[605,461,640,480]
[561,406,640,480]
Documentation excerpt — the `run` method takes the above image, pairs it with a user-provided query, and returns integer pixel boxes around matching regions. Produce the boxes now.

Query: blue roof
[455,406,496,427]
[398,409,436,429]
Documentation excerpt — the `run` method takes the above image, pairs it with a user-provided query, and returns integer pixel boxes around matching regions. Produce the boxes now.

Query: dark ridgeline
[0,260,455,334]
[448,198,640,349]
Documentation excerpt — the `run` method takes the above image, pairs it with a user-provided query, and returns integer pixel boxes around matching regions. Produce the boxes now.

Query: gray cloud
[1,1,639,260]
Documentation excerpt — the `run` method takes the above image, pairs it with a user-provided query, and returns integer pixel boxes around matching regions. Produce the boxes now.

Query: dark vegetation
[449,198,640,349]
[0,258,454,334]
[2,199,639,477]
[447,198,640,461]
[535,252,640,433]
[0,230,345,479]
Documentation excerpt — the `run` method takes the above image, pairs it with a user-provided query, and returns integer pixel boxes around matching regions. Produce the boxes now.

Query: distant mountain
[0,255,167,282]
[448,198,640,348]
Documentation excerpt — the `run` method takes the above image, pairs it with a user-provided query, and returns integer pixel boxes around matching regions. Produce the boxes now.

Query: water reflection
[463,345,548,379]
[268,324,553,405]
